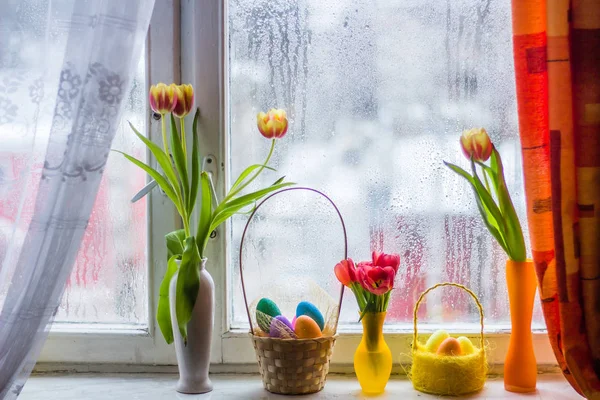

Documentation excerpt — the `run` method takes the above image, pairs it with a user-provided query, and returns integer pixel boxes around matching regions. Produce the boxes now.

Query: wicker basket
[239,187,347,395]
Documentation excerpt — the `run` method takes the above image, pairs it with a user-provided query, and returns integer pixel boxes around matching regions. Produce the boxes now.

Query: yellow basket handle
[413,282,484,351]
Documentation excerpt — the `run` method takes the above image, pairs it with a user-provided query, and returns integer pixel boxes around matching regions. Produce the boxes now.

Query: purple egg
[269,315,297,339]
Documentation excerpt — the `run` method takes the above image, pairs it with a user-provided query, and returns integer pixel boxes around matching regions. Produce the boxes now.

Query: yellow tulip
[460,128,493,162]
[172,84,194,118]
[256,108,288,139]
[149,83,177,114]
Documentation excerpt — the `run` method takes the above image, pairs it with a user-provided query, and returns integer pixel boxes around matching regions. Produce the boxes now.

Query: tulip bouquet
[334,252,400,318]
[336,251,400,393]
[116,82,292,343]
[444,128,526,262]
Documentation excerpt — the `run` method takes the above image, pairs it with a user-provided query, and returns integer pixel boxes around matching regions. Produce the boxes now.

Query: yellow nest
[410,343,487,395]
[409,283,488,396]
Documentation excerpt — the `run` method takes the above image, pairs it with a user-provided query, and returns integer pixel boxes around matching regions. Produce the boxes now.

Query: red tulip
[257,109,288,139]
[334,258,357,286]
[359,266,396,295]
[372,251,401,273]
[460,128,492,162]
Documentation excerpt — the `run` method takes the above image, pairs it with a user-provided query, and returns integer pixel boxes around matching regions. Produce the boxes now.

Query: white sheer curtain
[0,0,154,397]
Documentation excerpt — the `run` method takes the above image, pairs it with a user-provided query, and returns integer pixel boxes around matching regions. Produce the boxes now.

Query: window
[228,0,544,331]
[33,0,554,369]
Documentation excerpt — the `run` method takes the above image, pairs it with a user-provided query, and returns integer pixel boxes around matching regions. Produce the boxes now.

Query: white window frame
[38,0,557,373]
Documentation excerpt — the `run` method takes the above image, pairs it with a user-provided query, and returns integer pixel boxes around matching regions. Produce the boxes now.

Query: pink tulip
[257,109,288,139]
[372,251,401,273]
[334,258,357,286]
[358,266,396,295]
[149,83,178,114]
[460,128,493,162]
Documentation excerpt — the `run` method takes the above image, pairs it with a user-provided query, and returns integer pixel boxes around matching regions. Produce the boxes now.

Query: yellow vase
[354,312,392,394]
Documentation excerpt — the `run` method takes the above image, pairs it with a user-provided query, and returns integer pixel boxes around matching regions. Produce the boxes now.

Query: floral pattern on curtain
[0,1,154,397]
[510,0,600,397]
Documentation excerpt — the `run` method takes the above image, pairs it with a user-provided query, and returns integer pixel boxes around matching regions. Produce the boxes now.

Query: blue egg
[296,301,325,331]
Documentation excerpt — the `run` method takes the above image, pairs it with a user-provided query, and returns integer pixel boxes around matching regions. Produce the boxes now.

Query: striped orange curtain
[510,0,600,398]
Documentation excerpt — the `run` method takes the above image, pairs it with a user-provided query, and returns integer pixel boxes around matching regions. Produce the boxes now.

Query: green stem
[183,218,191,237]
[227,139,276,199]
[161,116,169,156]
[180,117,187,160]
[482,166,493,197]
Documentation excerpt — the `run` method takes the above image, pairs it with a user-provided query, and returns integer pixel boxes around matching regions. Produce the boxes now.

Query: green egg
[256,298,281,333]
[457,336,476,355]
[425,329,450,353]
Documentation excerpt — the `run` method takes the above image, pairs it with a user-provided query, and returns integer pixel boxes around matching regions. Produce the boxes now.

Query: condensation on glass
[229,0,544,329]
[0,44,148,326]
[53,56,148,325]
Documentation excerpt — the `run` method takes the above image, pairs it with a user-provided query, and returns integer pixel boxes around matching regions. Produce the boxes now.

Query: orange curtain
[510,0,600,398]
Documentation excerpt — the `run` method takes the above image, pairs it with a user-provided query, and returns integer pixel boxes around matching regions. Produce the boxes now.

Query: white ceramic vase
[169,258,215,394]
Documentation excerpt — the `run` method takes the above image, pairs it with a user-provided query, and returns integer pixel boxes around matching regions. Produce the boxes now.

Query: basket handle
[412,282,484,350]
[239,187,348,335]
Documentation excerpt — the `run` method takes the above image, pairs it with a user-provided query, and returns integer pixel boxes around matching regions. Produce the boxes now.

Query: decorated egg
[256,298,281,333]
[425,329,450,353]
[457,336,476,355]
[296,301,325,330]
[269,316,297,339]
[294,315,322,339]
[436,337,462,356]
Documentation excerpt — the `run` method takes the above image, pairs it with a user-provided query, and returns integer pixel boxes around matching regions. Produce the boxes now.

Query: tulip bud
[460,128,493,162]
[257,108,288,139]
[149,83,178,114]
[172,84,194,118]
[334,259,357,287]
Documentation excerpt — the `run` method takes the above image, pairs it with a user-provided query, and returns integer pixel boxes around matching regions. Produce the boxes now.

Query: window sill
[21,373,578,399]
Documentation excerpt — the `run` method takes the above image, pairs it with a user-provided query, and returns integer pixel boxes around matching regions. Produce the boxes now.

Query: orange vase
[504,259,537,393]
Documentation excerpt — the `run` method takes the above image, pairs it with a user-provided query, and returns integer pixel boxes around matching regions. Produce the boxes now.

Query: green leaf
[225,164,277,202]
[210,182,294,235]
[170,114,189,211]
[175,237,201,342]
[490,148,527,261]
[113,150,182,216]
[157,255,179,344]
[470,159,507,235]
[444,161,509,254]
[165,229,186,260]
[472,187,510,254]
[128,122,182,204]
[196,172,213,257]
[188,109,201,215]
[271,176,285,186]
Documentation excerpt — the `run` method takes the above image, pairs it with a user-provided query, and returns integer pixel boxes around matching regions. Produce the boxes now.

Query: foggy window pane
[229,0,544,329]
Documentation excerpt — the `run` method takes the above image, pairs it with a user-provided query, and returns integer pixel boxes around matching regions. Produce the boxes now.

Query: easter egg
[436,337,462,356]
[257,298,281,318]
[457,336,476,355]
[256,298,281,333]
[292,316,297,329]
[256,310,273,334]
[296,301,325,330]
[294,315,322,339]
[269,316,297,339]
[425,329,450,353]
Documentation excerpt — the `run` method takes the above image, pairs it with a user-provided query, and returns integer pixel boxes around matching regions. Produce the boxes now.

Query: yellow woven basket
[239,187,347,395]
[410,283,487,396]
